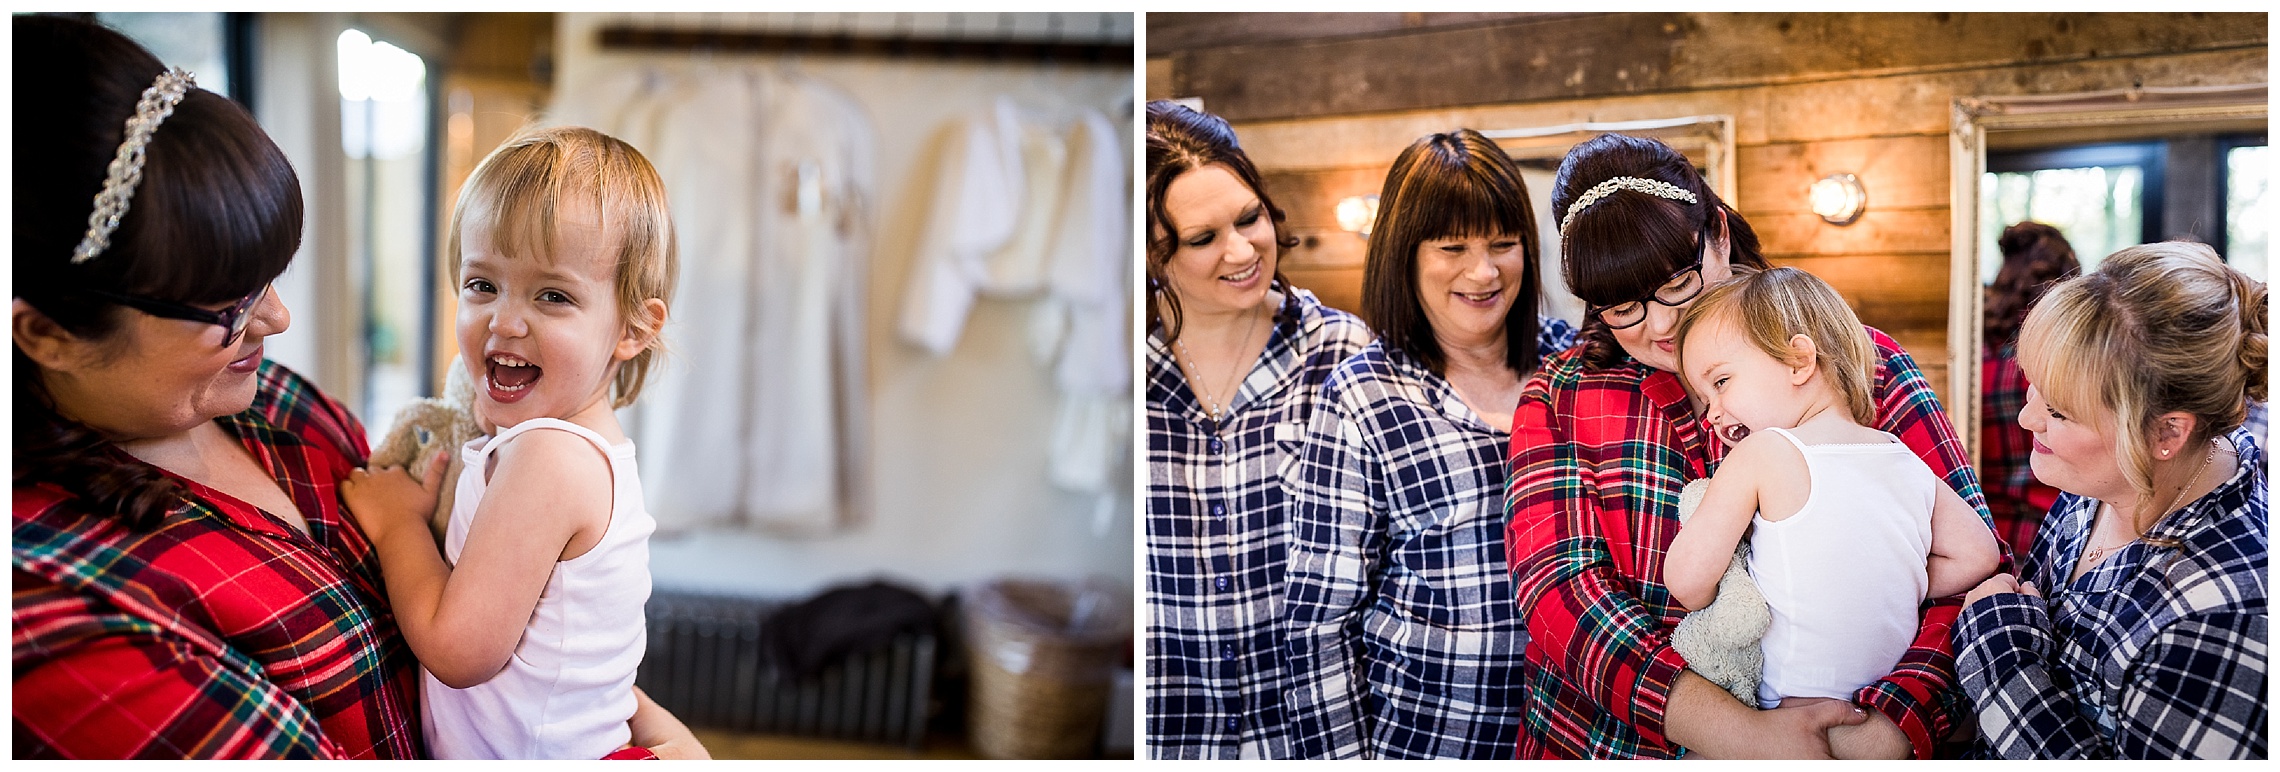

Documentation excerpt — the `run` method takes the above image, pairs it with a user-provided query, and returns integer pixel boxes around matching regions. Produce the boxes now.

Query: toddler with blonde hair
[342,125,675,759]
[1664,266,1999,710]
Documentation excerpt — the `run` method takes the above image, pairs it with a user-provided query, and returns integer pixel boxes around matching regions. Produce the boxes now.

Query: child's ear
[1786,333,1818,386]
[615,298,669,361]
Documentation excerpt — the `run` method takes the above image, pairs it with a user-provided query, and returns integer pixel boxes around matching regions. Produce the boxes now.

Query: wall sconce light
[1808,173,1866,225]
[1336,195,1380,237]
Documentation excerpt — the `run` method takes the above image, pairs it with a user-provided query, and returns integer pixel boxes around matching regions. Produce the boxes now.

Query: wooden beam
[1167,12,2265,123]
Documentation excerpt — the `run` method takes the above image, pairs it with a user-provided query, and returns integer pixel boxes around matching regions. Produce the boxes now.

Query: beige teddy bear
[367,360,482,547]
[1669,477,1771,706]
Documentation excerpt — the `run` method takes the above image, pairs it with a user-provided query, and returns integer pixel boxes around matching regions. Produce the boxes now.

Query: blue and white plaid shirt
[1145,287,1373,759]
[1282,318,1576,759]
[1954,425,2267,759]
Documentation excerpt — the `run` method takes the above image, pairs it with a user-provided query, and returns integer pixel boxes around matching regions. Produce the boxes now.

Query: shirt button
[1221,643,1237,661]
[1208,438,1223,454]
[1210,503,1225,517]
[1225,716,1240,731]
[1214,576,1231,592]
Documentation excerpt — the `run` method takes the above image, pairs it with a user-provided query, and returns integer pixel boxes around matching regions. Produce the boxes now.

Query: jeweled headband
[1558,175,1698,234]
[71,67,196,264]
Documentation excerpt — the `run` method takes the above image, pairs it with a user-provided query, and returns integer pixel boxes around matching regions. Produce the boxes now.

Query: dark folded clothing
[763,580,939,678]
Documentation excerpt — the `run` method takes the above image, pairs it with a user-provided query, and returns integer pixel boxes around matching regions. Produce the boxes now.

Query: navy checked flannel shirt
[1144,287,1374,759]
[1954,425,2267,759]
[1282,318,1576,759]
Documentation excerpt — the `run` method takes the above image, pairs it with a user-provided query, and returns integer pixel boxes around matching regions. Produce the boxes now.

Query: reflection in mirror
[1954,87,2267,545]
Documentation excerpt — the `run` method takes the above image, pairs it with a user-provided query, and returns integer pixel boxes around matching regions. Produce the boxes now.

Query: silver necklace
[2083,439,2220,565]
[1175,304,1263,423]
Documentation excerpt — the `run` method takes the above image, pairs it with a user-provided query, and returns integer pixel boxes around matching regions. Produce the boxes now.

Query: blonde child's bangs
[1675,267,1876,425]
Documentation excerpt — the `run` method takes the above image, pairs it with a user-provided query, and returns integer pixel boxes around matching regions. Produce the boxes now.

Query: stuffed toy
[1668,477,1771,706]
[367,360,482,548]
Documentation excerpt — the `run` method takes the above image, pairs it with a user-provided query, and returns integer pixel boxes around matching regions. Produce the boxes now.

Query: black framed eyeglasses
[1596,241,1705,330]
[82,283,270,348]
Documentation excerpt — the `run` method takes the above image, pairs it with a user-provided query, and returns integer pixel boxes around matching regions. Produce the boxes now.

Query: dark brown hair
[1983,221,2079,347]
[13,15,303,529]
[1361,129,1544,376]
[1145,100,1293,345]
[1552,133,1767,368]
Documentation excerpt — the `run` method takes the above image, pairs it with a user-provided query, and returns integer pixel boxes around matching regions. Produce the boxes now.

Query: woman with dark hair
[1503,133,1992,758]
[1980,222,2080,554]
[1282,129,1573,758]
[1142,100,1374,759]
[11,16,700,759]
[1957,241,2265,758]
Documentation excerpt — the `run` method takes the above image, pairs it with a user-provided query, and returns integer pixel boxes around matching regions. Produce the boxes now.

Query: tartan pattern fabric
[14,361,424,759]
[1282,318,1575,759]
[1954,426,2267,760]
[1503,327,1996,759]
[1144,287,1374,759]
[1982,342,2061,553]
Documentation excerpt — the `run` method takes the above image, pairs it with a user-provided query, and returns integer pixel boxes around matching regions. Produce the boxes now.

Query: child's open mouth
[486,352,542,403]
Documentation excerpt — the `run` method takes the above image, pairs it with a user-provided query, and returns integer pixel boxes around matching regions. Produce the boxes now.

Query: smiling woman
[1141,100,1374,760]
[1282,128,1573,758]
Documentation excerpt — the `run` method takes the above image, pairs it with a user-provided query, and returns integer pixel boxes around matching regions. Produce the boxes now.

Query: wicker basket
[964,577,1131,759]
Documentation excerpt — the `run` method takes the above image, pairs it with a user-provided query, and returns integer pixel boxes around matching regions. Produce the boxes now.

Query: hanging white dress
[741,71,878,534]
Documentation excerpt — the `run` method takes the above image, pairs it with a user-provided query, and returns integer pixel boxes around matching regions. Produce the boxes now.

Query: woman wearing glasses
[11,17,701,759]
[1282,129,1572,758]
[1502,133,1990,759]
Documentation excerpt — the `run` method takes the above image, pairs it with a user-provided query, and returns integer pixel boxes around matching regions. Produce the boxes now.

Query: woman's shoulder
[1323,339,1428,404]
[1285,287,1373,358]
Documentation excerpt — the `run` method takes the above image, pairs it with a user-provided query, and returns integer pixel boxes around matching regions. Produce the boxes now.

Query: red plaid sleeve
[1504,352,1696,758]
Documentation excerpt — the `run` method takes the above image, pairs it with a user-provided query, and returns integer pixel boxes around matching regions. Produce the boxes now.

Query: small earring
[2162,449,2172,457]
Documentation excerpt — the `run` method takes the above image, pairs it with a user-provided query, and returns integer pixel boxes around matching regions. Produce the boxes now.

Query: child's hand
[341,450,449,543]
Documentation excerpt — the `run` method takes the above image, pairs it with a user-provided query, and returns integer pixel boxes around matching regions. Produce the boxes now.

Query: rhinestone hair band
[1558,176,1698,233]
[71,67,196,264]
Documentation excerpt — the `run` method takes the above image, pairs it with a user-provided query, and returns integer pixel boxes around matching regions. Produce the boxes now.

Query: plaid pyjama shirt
[1954,425,2267,759]
[1282,318,1575,759]
[13,362,425,759]
[1144,287,1374,759]
[1503,327,1996,759]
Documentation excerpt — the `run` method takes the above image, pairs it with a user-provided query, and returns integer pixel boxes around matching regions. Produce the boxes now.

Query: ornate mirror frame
[1947,84,2267,467]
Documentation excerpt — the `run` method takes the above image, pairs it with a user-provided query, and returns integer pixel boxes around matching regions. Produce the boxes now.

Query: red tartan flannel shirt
[1979,341,2059,555]
[1503,328,2004,759]
[13,362,425,759]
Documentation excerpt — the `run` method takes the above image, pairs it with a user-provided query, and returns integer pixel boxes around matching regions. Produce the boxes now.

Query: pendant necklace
[1176,303,1263,426]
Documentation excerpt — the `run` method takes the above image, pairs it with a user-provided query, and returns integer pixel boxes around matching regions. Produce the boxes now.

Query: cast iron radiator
[638,590,937,746]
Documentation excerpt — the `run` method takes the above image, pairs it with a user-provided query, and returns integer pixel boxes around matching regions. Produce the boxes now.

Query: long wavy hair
[1144,100,1294,346]
[14,16,302,529]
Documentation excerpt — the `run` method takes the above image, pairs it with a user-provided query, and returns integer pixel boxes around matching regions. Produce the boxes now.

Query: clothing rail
[596,26,1132,65]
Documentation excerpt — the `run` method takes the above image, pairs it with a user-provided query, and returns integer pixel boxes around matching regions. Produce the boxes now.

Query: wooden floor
[689,729,984,760]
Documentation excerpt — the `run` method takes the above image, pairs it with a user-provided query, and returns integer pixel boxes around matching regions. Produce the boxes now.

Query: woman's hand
[1819,703,1911,759]
[1677,686,1869,759]
[1964,572,2041,607]
[627,685,711,759]
[339,450,448,544]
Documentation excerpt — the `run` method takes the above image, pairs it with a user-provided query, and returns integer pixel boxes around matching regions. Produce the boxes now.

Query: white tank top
[422,418,656,759]
[1747,427,1934,708]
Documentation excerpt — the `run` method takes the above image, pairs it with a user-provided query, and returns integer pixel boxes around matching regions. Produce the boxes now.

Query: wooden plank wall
[1146,12,2268,408]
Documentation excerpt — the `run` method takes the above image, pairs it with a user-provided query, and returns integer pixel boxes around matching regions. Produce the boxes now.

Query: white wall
[554,14,1135,601]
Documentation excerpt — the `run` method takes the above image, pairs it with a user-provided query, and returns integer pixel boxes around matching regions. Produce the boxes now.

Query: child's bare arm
[348,431,610,688]
[1924,482,2000,599]
[1664,437,1769,611]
